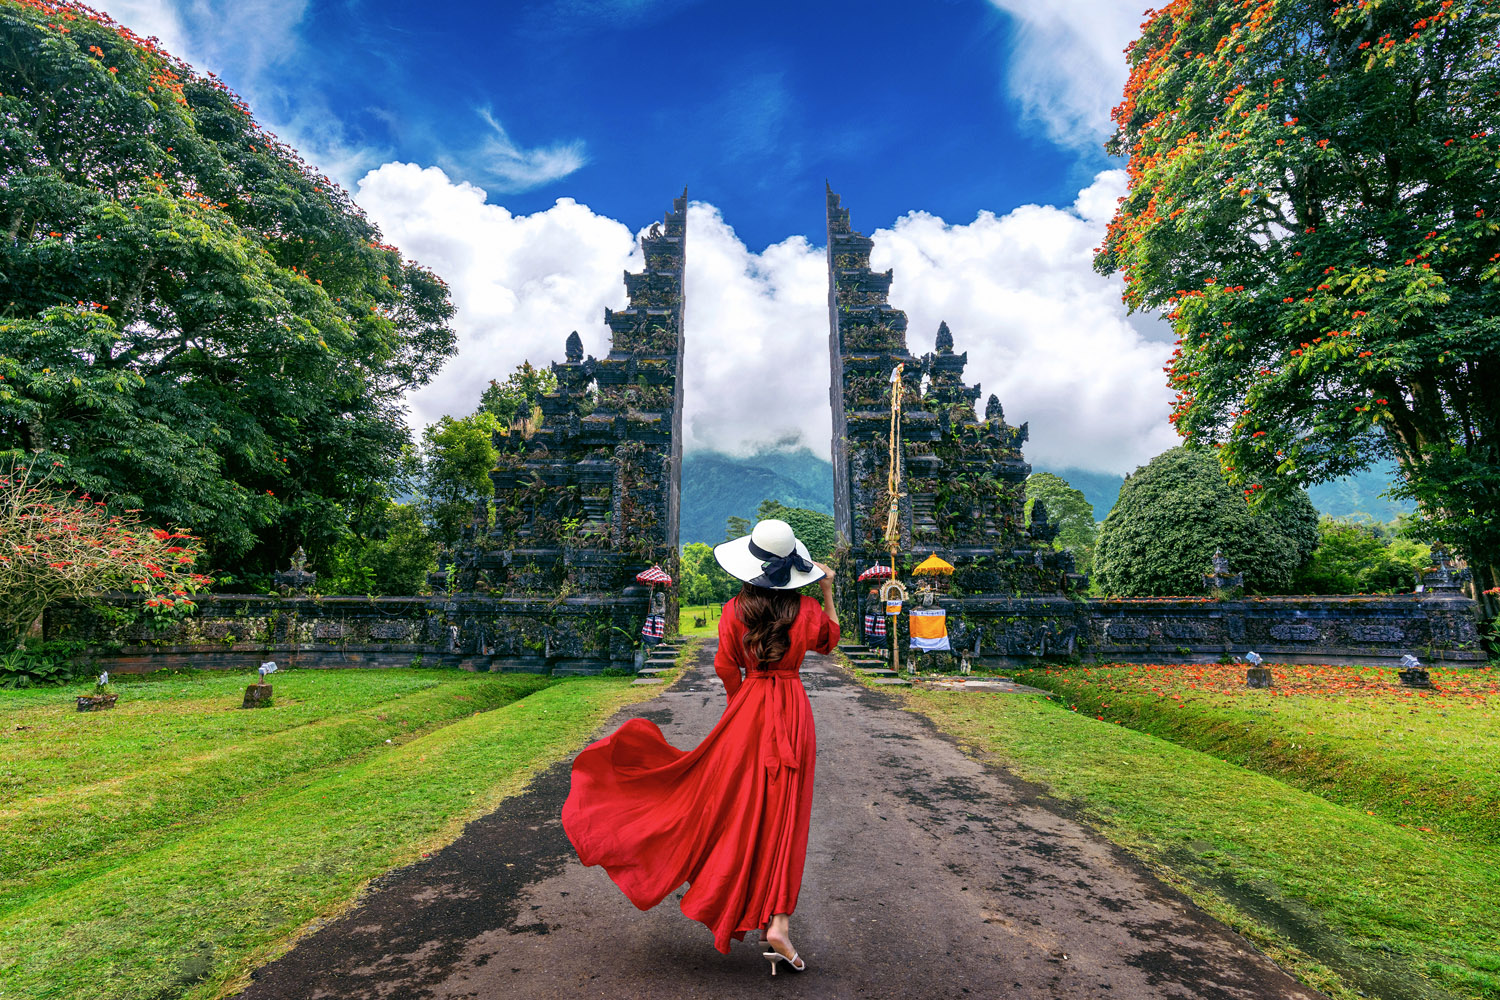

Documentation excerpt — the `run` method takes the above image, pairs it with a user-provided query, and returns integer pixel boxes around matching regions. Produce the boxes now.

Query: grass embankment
[0,668,655,1000]
[1016,663,1500,844]
[879,665,1500,1000]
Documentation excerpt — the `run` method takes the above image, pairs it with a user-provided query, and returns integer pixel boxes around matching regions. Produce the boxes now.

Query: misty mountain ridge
[680,449,1414,544]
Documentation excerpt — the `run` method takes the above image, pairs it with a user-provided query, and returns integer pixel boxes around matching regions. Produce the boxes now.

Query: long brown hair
[735,583,802,666]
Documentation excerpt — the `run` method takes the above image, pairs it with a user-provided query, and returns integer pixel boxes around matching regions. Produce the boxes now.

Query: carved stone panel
[369,623,410,640]
[1103,622,1149,641]
[1269,624,1319,641]
[313,622,345,640]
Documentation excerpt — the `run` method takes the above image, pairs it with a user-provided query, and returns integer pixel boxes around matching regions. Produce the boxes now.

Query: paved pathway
[239,643,1324,999]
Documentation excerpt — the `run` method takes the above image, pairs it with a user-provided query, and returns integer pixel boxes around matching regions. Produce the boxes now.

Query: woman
[562,518,839,975]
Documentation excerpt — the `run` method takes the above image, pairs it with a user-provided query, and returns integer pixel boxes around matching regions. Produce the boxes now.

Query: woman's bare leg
[763,914,804,967]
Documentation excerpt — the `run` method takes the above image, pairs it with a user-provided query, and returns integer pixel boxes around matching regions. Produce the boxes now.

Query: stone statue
[565,330,584,363]
[985,394,1003,422]
[273,546,317,595]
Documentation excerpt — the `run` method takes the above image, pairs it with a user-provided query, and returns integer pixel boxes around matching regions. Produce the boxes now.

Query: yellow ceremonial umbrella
[912,553,955,576]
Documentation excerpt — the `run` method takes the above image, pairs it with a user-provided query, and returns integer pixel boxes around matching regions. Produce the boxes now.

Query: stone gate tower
[455,191,688,669]
[826,186,1079,636]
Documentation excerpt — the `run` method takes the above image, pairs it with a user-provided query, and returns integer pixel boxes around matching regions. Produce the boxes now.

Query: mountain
[680,448,834,545]
[1036,461,1414,523]
[681,452,1414,546]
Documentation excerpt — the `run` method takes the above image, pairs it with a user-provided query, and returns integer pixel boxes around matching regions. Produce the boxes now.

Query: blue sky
[274,0,1102,249]
[115,0,1177,473]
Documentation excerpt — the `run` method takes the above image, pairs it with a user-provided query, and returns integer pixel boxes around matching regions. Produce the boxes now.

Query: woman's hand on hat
[812,561,836,581]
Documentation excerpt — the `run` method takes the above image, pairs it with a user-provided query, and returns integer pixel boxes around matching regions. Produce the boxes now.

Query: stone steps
[870,677,911,686]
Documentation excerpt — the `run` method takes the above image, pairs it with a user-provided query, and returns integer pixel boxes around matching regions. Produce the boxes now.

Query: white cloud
[869,169,1177,474]
[355,163,641,430]
[360,165,1173,476]
[986,1,1145,150]
[437,108,588,193]
[680,205,828,454]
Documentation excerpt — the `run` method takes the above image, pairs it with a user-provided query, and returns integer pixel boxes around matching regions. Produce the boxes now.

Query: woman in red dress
[562,518,839,975]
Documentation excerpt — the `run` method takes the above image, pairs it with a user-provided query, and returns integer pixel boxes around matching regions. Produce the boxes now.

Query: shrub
[1093,447,1320,596]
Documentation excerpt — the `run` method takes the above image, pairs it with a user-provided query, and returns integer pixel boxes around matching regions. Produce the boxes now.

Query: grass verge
[884,678,1500,1000]
[676,604,723,638]
[0,673,654,1000]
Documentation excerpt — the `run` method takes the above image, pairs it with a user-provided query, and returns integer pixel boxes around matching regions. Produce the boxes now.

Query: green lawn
[0,667,660,1000]
[861,660,1500,1000]
[677,602,725,637]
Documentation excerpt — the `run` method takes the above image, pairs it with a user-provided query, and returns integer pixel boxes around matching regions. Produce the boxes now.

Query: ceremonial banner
[909,608,950,651]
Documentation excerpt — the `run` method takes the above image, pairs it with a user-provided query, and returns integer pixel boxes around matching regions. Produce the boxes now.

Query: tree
[419,412,501,550]
[724,516,751,542]
[1093,447,1320,597]
[1096,0,1500,614]
[678,541,738,607]
[1024,472,1099,574]
[323,502,436,596]
[754,500,836,562]
[479,361,558,428]
[1293,517,1430,595]
[0,2,456,579]
[0,459,209,648]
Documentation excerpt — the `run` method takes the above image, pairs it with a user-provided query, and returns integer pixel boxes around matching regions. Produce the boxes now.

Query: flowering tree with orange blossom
[0,459,211,649]
[1095,0,1500,617]
[0,0,455,577]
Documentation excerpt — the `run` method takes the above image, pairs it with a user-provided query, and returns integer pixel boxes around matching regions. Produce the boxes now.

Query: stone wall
[913,592,1485,667]
[44,589,655,675]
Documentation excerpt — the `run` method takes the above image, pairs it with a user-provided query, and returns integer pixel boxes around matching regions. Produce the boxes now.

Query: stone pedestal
[1397,665,1433,689]
[1245,666,1274,689]
[243,683,273,708]
[76,693,117,712]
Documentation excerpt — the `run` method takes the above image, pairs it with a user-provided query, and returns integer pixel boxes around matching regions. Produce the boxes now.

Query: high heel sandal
[762,947,806,975]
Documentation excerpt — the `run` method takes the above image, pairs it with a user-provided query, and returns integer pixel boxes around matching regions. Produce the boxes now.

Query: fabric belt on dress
[745,672,799,779]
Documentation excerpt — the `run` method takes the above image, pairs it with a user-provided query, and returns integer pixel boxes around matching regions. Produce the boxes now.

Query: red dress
[562,595,839,953]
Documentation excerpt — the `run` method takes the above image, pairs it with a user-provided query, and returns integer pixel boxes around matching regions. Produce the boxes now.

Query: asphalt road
[237,643,1325,999]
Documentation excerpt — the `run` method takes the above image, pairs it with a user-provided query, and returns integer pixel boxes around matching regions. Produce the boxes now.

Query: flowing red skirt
[561,671,815,953]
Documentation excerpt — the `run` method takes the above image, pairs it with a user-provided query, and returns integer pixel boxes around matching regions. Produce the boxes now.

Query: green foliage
[323,501,436,595]
[0,2,456,578]
[1025,472,1099,574]
[1097,0,1500,607]
[418,411,501,548]
[724,515,751,541]
[754,499,836,562]
[1093,447,1320,596]
[478,361,557,428]
[678,541,737,607]
[0,639,85,688]
[1293,517,1429,595]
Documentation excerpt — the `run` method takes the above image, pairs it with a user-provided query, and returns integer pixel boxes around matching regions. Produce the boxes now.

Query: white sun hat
[713,518,825,591]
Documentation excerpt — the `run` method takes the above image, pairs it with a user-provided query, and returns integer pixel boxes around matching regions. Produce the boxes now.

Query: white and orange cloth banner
[908,608,950,651]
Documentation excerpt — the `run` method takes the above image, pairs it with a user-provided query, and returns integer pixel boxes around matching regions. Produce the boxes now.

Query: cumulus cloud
[986,1,1144,150]
[354,163,641,429]
[360,165,1173,475]
[869,169,1178,474]
[680,205,828,454]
